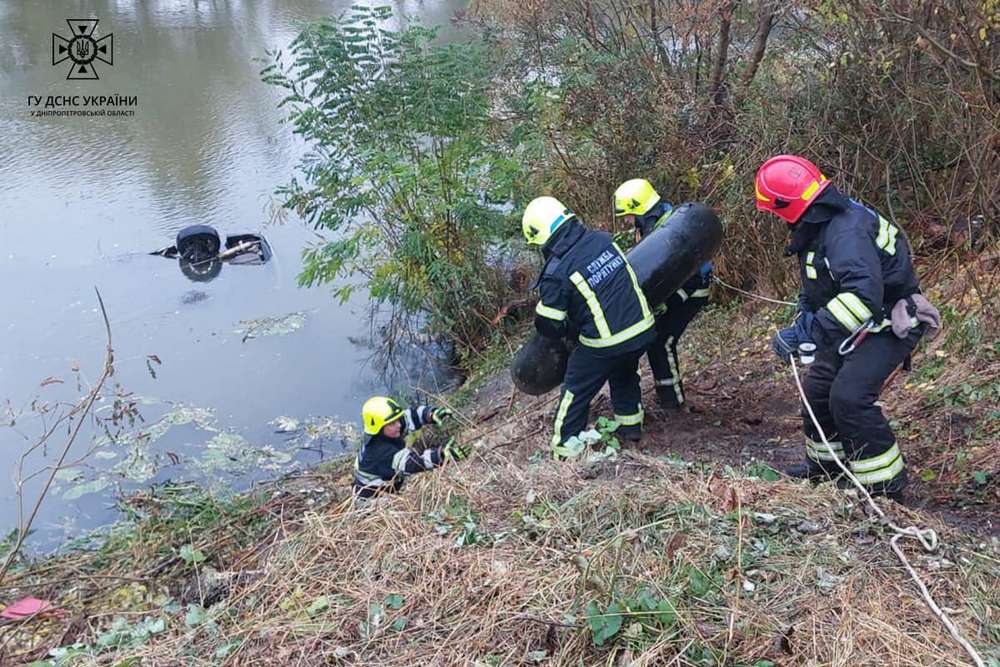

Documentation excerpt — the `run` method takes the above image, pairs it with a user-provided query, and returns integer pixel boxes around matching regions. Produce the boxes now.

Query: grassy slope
[2,263,999,665]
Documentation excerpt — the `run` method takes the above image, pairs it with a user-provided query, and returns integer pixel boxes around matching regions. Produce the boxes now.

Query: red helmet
[755,155,831,224]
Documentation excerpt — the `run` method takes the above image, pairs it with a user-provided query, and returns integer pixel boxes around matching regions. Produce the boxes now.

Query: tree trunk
[708,0,737,107]
[740,1,777,90]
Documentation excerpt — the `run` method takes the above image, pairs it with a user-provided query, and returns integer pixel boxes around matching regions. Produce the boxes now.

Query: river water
[0,0,464,552]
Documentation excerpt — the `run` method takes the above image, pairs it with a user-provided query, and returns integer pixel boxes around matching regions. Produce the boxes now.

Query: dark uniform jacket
[635,202,713,314]
[353,406,443,497]
[788,187,920,348]
[534,218,655,357]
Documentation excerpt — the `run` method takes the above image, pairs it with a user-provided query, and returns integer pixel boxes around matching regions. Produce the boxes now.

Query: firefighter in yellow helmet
[523,196,656,457]
[614,178,713,409]
[353,396,468,499]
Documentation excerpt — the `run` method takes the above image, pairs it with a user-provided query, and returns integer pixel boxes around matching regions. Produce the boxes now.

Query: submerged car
[152,225,273,282]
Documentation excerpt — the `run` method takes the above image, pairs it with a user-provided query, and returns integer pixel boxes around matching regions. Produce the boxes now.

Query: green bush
[263,6,526,351]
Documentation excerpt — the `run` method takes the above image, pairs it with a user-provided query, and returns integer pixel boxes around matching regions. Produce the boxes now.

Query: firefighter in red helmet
[755,155,938,498]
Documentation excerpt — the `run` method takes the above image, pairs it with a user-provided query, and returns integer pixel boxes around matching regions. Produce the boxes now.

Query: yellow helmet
[361,396,404,435]
[613,178,661,217]
[521,196,574,246]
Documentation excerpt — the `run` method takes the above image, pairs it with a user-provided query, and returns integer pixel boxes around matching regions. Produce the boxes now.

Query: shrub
[263,6,527,352]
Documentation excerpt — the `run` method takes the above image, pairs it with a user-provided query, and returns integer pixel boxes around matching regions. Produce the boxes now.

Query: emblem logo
[52,19,113,80]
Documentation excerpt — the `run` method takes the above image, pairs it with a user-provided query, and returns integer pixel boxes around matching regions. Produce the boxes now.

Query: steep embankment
[3,291,998,665]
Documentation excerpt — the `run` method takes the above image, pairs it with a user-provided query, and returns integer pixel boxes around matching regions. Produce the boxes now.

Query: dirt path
[615,348,998,537]
[465,327,997,537]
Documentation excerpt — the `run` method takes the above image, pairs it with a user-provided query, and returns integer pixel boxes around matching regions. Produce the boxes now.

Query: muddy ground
[463,317,998,538]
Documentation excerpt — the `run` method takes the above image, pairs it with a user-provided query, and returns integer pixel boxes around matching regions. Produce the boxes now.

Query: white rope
[789,357,986,667]
[714,271,986,664]
[711,275,797,307]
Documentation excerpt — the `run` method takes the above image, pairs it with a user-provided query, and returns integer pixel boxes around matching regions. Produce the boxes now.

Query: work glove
[440,437,470,462]
[771,312,815,364]
[428,407,452,425]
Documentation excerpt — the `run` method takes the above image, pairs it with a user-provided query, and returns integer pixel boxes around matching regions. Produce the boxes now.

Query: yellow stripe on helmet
[755,182,771,202]
[800,180,821,200]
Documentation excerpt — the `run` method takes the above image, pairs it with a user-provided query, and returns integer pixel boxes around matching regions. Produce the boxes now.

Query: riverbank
[3,277,998,665]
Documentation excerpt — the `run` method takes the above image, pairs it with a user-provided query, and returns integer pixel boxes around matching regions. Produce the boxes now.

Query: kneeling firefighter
[755,155,940,497]
[614,178,712,409]
[353,397,468,499]
[524,196,656,457]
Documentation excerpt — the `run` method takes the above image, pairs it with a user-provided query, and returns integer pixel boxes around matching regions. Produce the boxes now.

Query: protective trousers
[646,294,707,408]
[551,345,644,456]
[800,327,922,494]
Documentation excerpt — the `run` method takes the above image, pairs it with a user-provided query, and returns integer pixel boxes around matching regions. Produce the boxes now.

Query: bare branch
[0,288,115,585]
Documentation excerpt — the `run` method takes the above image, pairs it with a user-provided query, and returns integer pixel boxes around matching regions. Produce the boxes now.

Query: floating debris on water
[234,312,307,341]
[271,416,300,433]
[91,403,219,483]
[63,479,111,501]
[196,432,297,476]
[272,415,361,452]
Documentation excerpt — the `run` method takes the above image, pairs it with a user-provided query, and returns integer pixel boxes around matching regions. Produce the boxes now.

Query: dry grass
[25,406,989,666]
[4,262,999,666]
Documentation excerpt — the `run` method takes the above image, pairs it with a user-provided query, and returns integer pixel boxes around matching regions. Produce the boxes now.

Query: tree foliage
[263,6,526,351]
[474,0,999,296]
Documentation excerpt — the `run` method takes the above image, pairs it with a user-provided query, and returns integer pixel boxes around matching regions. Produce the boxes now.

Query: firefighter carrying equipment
[755,155,831,224]
[512,202,723,397]
[353,403,458,499]
[522,196,574,246]
[629,196,711,408]
[765,178,923,495]
[533,216,655,355]
[531,210,655,453]
[551,347,646,457]
[614,178,661,217]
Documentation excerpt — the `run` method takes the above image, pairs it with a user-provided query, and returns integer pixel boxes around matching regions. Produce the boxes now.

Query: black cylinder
[510,202,723,395]
[627,202,723,303]
[510,334,569,396]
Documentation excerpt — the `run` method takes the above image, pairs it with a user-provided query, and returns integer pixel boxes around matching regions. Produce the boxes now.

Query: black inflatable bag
[627,202,723,303]
[511,334,569,396]
[510,202,723,395]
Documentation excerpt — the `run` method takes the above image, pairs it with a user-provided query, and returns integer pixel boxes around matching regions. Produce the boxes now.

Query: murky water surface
[0,0,463,551]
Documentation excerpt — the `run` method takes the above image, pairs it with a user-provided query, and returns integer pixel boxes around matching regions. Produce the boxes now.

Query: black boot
[620,428,642,444]
[863,467,909,503]
[655,386,683,410]
[785,461,839,483]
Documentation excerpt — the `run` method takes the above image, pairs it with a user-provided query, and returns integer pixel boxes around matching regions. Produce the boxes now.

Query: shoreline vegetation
[2,298,997,665]
[3,0,998,663]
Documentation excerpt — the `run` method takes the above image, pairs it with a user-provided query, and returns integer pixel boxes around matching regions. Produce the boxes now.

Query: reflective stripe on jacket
[534,218,655,356]
[791,187,920,347]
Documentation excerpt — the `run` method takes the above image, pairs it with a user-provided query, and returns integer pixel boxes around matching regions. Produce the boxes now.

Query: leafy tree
[263,6,526,351]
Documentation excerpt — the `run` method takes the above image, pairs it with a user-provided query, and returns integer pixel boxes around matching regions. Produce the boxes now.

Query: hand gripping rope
[710,276,985,665]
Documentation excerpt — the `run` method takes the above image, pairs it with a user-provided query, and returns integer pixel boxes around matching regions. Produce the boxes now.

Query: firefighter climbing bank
[523,196,655,458]
[353,396,468,498]
[614,178,712,409]
[756,155,940,497]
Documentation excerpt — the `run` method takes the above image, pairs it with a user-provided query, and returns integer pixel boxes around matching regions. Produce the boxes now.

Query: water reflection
[0,0,465,552]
